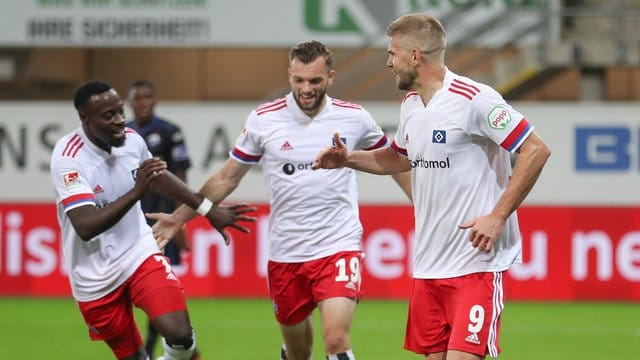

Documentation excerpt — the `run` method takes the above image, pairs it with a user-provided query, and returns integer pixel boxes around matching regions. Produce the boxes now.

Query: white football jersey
[393,69,533,279]
[231,93,388,262]
[50,126,159,301]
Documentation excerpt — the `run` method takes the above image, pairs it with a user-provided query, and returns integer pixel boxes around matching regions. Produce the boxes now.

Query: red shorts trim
[404,272,504,357]
[77,254,186,357]
[268,251,363,325]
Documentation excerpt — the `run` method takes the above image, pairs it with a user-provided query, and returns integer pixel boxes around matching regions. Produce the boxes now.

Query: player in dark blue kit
[125,79,200,360]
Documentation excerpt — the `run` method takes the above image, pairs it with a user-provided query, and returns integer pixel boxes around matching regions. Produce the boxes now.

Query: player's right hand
[133,158,167,196]
[312,132,348,170]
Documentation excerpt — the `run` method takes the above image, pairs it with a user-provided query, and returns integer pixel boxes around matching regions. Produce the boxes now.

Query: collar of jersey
[77,125,118,159]
[286,92,332,121]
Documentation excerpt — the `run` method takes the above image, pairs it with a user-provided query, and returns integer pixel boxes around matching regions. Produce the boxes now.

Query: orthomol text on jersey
[410,157,451,169]
[282,162,314,175]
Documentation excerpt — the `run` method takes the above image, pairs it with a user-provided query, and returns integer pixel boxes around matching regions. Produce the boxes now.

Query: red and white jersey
[392,69,533,279]
[231,92,388,262]
[50,126,159,301]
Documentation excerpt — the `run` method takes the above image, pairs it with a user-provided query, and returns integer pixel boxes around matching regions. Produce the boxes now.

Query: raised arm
[312,132,411,174]
[148,158,254,246]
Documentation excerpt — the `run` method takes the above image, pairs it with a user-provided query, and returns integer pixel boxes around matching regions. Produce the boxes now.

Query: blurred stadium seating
[0,0,638,102]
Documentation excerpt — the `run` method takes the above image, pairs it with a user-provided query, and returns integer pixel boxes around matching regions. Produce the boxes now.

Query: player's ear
[327,69,336,86]
[77,111,88,124]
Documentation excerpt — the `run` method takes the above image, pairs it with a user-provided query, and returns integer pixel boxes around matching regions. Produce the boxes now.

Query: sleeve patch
[62,171,81,189]
[487,106,512,130]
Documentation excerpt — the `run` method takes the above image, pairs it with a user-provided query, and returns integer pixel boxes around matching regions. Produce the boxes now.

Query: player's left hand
[458,214,505,253]
[204,203,257,245]
[147,212,184,251]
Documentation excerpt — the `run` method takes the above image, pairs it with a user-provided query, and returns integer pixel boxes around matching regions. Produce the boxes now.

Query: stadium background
[0,0,639,358]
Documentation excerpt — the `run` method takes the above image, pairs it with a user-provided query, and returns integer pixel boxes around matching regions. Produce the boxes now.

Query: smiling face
[288,56,335,117]
[79,89,127,151]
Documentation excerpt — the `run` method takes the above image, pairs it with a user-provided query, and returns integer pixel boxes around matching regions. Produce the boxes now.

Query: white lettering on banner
[192,228,234,277]
[364,229,409,279]
[1,210,61,277]
[25,227,57,277]
[616,232,640,281]
[509,231,548,280]
[7,211,22,276]
[587,134,620,164]
[573,231,613,280]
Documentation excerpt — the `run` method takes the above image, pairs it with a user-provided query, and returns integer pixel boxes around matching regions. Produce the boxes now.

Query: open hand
[205,203,257,245]
[147,212,184,251]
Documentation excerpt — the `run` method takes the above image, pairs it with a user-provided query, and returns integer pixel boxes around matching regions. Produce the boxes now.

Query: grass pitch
[1,298,638,359]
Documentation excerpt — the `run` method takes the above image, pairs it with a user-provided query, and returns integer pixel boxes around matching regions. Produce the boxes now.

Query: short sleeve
[356,110,388,151]
[50,157,96,212]
[391,99,412,158]
[229,111,263,164]
[469,89,533,153]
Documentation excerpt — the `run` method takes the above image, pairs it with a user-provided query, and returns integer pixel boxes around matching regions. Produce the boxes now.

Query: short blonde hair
[386,13,446,54]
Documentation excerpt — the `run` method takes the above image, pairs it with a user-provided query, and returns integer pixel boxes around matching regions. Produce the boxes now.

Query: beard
[396,69,418,91]
[110,137,126,148]
[293,87,327,114]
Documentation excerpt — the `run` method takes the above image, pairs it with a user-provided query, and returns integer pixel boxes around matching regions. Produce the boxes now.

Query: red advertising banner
[1,203,639,300]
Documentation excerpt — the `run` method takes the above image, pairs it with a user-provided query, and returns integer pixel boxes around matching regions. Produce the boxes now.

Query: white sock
[160,329,196,360]
[326,349,355,360]
[280,344,287,360]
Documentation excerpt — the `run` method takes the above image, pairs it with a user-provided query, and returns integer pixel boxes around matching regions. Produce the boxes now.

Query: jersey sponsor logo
[280,140,294,151]
[62,171,80,188]
[488,106,512,130]
[282,162,314,175]
[405,134,410,144]
[432,130,446,144]
[92,184,104,194]
[410,157,451,169]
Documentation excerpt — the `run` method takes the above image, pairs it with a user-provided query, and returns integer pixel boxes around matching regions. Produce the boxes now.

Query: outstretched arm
[148,159,254,247]
[459,131,551,252]
[312,132,411,174]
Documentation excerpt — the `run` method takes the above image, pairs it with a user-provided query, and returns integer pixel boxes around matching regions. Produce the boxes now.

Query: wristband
[196,198,214,216]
